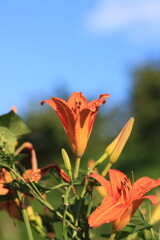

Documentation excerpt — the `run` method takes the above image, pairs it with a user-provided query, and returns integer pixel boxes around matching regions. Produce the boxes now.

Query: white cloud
[85,0,160,41]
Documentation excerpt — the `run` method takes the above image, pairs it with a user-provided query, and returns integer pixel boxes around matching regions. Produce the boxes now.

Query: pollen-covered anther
[120,181,127,188]
[127,186,130,191]
[75,101,82,109]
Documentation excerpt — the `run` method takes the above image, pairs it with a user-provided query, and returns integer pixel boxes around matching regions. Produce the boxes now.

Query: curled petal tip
[99,93,110,98]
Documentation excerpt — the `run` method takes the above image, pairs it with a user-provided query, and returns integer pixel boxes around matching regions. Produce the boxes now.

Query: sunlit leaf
[0,110,30,140]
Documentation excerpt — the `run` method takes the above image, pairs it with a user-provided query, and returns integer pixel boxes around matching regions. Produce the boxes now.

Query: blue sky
[1,0,160,116]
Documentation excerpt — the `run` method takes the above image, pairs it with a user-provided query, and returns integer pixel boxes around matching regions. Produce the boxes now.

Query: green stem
[101,162,112,177]
[48,183,69,191]
[148,204,155,239]
[63,205,68,240]
[63,184,73,239]
[10,167,34,240]
[158,228,160,240]
[86,196,93,217]
[109,232,116,240]
[94,152,108,167]
[74,157,81,179]
[20,197,34,240]
[1,164,78,233]
[73,172,90,234]
[73,177,88,238]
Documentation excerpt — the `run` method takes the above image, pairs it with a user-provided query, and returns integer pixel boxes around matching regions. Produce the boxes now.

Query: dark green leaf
[5,180,52,195]
[12,153,29,162]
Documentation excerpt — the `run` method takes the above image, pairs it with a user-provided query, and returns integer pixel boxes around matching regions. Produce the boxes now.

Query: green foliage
[0,111,30,153]
[131,63,160,140]
[0,110,30,139]
[111,62,160,179]
[0,147,28,165]
[0,62,160,239]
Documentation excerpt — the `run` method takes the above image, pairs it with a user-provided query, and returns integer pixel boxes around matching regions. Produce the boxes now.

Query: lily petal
[113,199,143,232]
[141,195,158,206]
[88,93,110,111]
[131,177,160,202]
[88,173,112,195]
[88,196,127,227]
[41,98,75,134]
[67,92,88,110]
[109,169,131,199]
[24,164,70,183]
[41,92,109,157]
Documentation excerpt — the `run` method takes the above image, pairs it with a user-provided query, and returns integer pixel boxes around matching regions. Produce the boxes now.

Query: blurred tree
[119,62,160,178]
[131,63,160,143]
[20,63,160,179]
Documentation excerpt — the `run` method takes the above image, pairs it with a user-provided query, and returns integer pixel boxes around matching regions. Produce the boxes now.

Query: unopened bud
[105,118,134,164]
[150,203,160,225]
[35,214,43,226]
[95,186,107,198]
[26,206,36,221]
[61,148,72,179]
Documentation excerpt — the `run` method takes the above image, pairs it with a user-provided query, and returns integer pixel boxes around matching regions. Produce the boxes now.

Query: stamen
[131,171,134,185]
[75,101,82,109]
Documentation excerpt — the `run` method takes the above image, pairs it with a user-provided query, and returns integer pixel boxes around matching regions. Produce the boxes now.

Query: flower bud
[61,148,72,180]
[150,203,160,224]
[105,117,134,164]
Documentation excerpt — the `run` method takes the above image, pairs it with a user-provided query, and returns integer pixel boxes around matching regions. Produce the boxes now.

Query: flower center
[75,101,82,109]
[119,178,131,204]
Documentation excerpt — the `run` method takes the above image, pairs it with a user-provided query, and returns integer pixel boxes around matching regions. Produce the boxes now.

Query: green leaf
[12,153,29,163]
[0,110,30,140]
[0,150,15,164]
[129,216,152,233]
[5,180,52,195]
[0,127,16,146]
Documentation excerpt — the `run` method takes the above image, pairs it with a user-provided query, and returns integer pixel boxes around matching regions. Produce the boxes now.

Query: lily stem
[74,157,81,179]
[20,199,34,240]
[101,162,112,177]
[2,164,78,234]
[10,167,34,240]
[109,232,116,240]
[63,184,73,240]
[94,152,108,168]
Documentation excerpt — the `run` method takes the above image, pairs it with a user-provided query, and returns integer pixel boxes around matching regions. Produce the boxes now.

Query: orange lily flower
[0,164,70,220]
[0,142,38,221]
[0,168,13,195]
[88,169,160,232]
[41,92,109,157]
[23,164,70,183]
[0,168,22,220]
